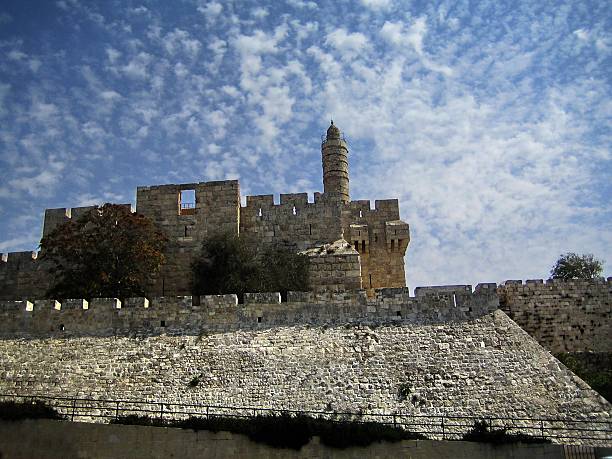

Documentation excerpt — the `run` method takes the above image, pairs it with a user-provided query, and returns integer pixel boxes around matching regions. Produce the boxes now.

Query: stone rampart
[0,309,610,445]
[0,285,497,339]
[498,278,612,354]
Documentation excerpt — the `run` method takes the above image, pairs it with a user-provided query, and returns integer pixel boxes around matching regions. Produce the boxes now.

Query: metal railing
[180,202,195,209]
[2,393,610,444]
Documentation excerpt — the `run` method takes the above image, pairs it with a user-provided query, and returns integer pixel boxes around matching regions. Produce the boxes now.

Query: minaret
[321,121,350,203]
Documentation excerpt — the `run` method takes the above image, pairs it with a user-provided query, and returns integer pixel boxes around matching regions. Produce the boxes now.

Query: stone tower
[321,121,350,203]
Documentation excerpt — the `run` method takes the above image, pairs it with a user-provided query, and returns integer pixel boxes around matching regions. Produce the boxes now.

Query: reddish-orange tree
[41,204,167,299]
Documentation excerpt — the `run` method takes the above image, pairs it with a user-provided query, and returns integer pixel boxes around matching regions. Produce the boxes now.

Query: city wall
[0,308,610,446]
[0,286,497,339]
[498,278,612,354]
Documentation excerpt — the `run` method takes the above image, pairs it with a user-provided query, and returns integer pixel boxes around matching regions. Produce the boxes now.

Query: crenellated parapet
[42,205,132,237]
[0,285,499,339]
[240,191,344,249]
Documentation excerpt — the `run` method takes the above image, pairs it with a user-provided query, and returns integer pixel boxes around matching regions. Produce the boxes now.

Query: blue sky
[0,0,610,289]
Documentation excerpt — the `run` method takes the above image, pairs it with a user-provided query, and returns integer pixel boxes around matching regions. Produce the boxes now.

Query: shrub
[112,412,425,450]
[0,400,65,421]
[192,232,309,301]
[462,420,549,444]
[556,352,612,402]
[397,383,411,401]
[550,253,604,280]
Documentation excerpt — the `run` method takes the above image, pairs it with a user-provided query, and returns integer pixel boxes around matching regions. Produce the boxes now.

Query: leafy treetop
[41,203,167,299]
[192,232,309,301]
[549,252,604,280]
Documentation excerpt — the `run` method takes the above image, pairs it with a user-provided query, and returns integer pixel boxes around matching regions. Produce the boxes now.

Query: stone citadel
[0,123,610,448]
[0,122,409,299]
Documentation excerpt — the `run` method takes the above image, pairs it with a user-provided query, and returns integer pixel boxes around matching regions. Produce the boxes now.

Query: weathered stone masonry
[0,286,499,338]
[498,278,612,354]
[0,287,610,445]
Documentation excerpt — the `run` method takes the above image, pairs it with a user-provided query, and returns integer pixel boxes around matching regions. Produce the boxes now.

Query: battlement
[501,278,612,286]
[0,251,38,268]
[43,204,132,237]
[0,285,499,339]
[240,194,399,214]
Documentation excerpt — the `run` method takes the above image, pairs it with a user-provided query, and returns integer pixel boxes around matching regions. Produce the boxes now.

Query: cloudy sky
[0,0,610,289]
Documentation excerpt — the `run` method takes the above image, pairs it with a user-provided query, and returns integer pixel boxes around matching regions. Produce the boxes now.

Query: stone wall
[0,175,411,299]
[0,308,610,445]
[0,251,51,301]
[0,419,568,459]
[498,278,612,354]
[0,286,497,338]
[239,194,410,291]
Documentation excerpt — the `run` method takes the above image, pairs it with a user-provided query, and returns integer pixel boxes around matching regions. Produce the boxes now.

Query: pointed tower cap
[326,120,341,139]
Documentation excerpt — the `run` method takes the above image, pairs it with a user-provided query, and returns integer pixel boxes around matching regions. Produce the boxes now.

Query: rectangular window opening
[361,241,366,253]
[396,311,401,317]
[257,316,262,323]
[179,189,196,215]
[160,320,166,327]
[369,274,373,288]
[354,241,359,251]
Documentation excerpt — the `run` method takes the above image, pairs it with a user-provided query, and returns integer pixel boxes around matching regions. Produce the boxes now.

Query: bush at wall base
[0,401,65,421]
[111,413,426,450]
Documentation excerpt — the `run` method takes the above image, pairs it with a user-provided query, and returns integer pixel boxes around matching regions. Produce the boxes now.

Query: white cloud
[163,29,201,59]
[0,12,13,25]
[234,27,287,56]
[0,235,38,252]
[28,59,42,72]
[325,29,368,58]
[198,1,223,19]
[380,18,426,54]
[99,90,121,101]
[8,158,66,197]
[360,0,392,10]
[0,83,10,118]
[122,52,152,79]
[573,29,589,41]
[380,18,452,75]
[7,50,27,60]
[252,7,268,20]
[129,6,149,15]
[106,47,121,63]
[286,0,317,9]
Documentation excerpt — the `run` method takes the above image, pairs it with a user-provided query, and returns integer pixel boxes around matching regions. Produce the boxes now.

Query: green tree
[192,232,309,301]
[549,252,604,280]
[41,204,167,299]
